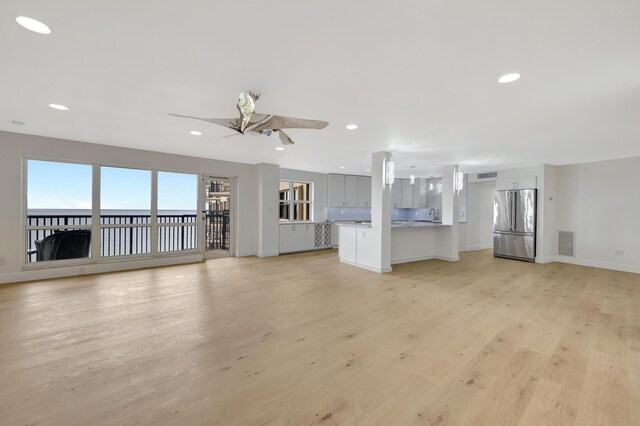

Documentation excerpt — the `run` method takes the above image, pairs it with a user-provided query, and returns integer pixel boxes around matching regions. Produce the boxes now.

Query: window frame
[278,180,313,222]
[22,156,202,270]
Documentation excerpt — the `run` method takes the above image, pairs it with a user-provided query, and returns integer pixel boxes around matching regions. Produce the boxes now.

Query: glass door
[201,176,232,259]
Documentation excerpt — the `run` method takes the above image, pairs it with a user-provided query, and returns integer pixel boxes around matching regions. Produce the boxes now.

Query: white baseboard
[391,254,460,265]
[236,250,257,257]
[257,250,279,258]
[0,254,203,285]
[554,256,640,274]
[392,255,435,265]
[535,256,556,264]
[462,244,493,252]
[339,258,392,274]
[435,255,460,262]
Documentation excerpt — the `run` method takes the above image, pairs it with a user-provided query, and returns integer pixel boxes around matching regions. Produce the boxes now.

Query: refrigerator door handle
[511,191,517,231]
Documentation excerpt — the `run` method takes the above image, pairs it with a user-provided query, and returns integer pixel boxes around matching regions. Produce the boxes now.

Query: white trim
[236,250,257,257]
[554,256,640,274]
[535,256,556,264]
[339,258,392,273]
[462,244,493,252]
[435,255,460,262]
[392,255,435,264]
[2,254,203,285]
[258,250,280,257]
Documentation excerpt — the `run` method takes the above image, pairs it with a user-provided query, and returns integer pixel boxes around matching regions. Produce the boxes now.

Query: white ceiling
[1,0,639,178]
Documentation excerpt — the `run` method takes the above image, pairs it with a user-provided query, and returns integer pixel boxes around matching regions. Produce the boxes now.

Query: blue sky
[28,160,197,210]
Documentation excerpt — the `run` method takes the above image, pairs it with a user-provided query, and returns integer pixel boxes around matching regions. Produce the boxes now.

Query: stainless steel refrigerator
[493,189,537,262]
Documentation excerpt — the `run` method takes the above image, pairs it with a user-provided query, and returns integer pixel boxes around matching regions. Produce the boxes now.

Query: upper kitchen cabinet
[328,174,346,207]
[328,174,372,208]
[401,179,414,208]
[345,175,358,207]
[356,176,372,208]
[496,176,537,190]
[392,179,402,208]
[412,178,427,208]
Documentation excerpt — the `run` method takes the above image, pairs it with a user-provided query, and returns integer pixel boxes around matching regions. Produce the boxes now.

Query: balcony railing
[26,212,229,263]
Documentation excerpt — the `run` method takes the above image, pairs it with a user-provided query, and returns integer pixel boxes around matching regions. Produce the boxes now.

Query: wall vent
[477,172,498,179]
[558,231,575,257]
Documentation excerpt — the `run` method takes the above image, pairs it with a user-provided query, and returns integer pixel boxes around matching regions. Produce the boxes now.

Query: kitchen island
[338,221,455,272]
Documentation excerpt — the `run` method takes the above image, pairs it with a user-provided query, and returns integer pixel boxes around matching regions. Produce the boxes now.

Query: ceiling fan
[170,91,329,145]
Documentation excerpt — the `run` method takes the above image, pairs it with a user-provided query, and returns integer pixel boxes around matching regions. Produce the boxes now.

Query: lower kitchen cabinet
[279,223,333,253]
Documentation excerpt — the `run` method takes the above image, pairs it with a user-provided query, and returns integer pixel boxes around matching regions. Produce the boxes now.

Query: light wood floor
[1,250,639,425]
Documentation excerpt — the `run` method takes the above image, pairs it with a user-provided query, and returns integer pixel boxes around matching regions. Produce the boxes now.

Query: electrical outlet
[615,250,624,256]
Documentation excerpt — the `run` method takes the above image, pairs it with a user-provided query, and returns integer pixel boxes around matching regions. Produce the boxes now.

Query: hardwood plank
[0,249,638,424]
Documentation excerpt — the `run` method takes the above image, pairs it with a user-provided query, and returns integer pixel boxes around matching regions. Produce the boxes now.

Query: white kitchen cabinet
[356,176,371,208]
[412,178,427,208]
[305,224,316,249]
[280,223,334,253]
[345,176,358,207]
[328,174,345,207]
[401,179,413,208]
[496,176,537,190]
[392,179,402,208]
[279,224,307,253]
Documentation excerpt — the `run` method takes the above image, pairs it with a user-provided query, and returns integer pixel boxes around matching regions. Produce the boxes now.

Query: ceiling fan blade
[278,130,294,145]
[169,113,239,131]
[220,133,241,139]
[251,114,329,131]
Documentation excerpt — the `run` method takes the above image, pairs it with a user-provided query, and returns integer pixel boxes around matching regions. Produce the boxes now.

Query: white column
[437,165,460,261]
[257,163,280,257]
[371,152,392,272]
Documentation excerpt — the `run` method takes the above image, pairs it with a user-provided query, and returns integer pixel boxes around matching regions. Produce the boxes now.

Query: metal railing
[26,212,230,262]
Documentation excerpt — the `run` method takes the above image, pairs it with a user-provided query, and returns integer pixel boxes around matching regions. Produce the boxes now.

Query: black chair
[30,230,91,261]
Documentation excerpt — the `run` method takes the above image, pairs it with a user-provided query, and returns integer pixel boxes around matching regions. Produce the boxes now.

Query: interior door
[201,176,232,259]
[514,189,536,234]
[493,190,512,232]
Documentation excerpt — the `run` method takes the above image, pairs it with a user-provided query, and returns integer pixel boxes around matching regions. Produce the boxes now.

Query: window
[25,158,202,266]
[279,180,312,222]
[100,166,152,256]
[26,160,93,263]
[157,171,198,252]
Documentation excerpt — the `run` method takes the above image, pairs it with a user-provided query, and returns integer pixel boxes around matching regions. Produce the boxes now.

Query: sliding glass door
[24,158,202,266]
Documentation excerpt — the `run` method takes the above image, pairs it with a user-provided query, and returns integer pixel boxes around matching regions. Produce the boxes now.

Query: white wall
[554,157,640,273]
[279,168,328,221]
[461,181,496,251]
[0,131,261,283]
[257,163,280,257]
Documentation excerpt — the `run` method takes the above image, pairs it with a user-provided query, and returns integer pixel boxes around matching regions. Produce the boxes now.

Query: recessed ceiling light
[498,73,521,84]
[16,16,51,34]
[340,166,345,169]
[346,124,358,130]
[48,103,68,111]
[365,169,371,172]
[275,147,284,151]
[190,130,202,136]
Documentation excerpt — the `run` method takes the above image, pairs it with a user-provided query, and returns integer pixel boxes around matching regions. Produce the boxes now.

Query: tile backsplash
[326,207,371,221]
[392,208,432,221]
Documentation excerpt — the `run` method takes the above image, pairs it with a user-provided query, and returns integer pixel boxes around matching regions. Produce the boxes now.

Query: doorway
[201,176,232,259]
